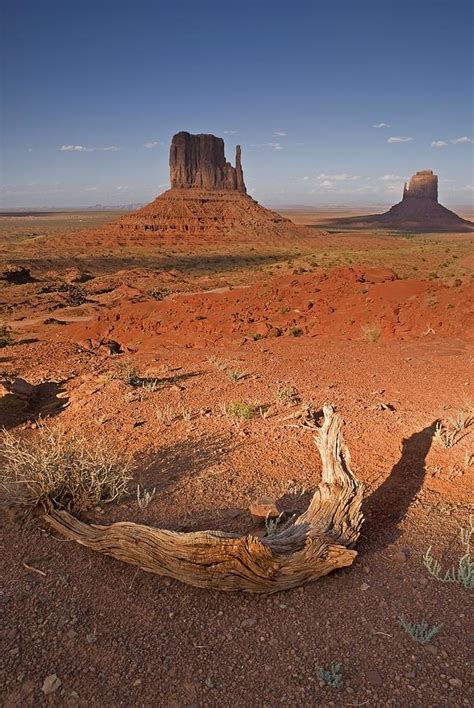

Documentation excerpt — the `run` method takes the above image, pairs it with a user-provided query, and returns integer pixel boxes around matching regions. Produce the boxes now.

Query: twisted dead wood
[43,405,364,593]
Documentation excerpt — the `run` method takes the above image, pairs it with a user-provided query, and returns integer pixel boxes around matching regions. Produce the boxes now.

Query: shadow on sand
[0,379,69,430]
[361,421,437,553]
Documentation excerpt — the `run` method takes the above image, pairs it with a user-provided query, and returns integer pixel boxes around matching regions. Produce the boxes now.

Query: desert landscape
[1,128,473,707]
[2,1,473,706]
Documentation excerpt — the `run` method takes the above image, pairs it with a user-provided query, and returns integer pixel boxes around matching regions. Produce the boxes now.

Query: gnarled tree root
[43,405,364,593]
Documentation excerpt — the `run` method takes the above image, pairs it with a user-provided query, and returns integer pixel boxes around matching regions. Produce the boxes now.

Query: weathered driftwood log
[44,405,364,593]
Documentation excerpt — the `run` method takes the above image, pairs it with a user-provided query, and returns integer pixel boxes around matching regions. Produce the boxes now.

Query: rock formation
[322,169,473,232]
[94,131,313,244]
[170,132,246,193]
[402,170,438,201]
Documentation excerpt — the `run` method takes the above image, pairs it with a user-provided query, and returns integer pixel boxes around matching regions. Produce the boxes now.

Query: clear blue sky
[1,0,473,208]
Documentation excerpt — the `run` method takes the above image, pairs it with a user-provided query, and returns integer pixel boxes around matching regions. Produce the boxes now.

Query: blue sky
[1,0,473,208]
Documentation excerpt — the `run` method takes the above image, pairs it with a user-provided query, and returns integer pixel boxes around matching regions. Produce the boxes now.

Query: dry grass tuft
[0,426,132,510]
[362,323,381,343]
[0,321,13,348]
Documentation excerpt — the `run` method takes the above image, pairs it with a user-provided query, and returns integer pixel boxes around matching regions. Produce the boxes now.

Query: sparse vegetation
[208,355,247,382]
[0,425,132,510]
[362,323,381,343]
[226,368,247,382]
[136,484,156,509]
[289,326,303,337]
[0,321,12,348]
[275,385,301,405]
[316,661,343,689]
[111,359,141,386]
[265,512,295,536]
[422,515,474,590]
[225,401,256,419]
[155,403,176,425]
[434,411,472,448]
[398,615,443,644]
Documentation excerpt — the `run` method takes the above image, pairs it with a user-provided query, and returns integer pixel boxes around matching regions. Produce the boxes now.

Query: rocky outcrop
[403,170,438,201]
[169,132,246,193]
[85,130,317,245]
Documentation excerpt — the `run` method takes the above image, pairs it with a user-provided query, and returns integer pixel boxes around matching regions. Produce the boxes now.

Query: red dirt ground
[1,210,473,707]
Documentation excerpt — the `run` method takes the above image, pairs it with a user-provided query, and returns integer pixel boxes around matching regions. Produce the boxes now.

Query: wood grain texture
[43,405,364,593]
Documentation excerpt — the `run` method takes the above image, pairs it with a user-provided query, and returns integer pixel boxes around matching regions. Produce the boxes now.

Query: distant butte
[323,170,473,232]
[87,131,315,245]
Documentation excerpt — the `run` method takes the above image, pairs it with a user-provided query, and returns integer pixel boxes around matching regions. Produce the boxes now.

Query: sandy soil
[0,209,473,707]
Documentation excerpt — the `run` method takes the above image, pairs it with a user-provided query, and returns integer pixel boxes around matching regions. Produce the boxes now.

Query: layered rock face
[403,170,438,201]
[169,132,246,193]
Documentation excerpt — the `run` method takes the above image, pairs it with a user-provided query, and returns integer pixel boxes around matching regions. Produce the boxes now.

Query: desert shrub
[0,321,12,348]
[226,401,256,419]
[136,484,156,509]
[316,661,343,689]
[398,615,442,644]
[0,426,132,510]
[275,385,301,405]
[423,515,473,590]
[226,368,247,382]
[289,326,303,337]
[111,359,141,386]
[434,411,472,448]
[362,323,381,343]
[265,512,295,537]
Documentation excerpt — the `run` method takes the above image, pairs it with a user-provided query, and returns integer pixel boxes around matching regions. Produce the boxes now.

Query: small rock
[66,628,77,640]
[42,674,62,695]
[367,670,383,687]
[241,617,257,629]
[249,497,279,524]
[360,582,370,591]
[449,678,462,688]
[85,632,96,644]
[393,549,409,563]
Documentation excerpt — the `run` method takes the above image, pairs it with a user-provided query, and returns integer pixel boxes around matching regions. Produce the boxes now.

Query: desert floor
[0,208,473,707]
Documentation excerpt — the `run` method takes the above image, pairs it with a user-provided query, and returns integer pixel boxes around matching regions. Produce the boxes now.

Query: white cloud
[373,122,390,128]
[144,141,161,148]
[252,142,284,150]
[27,147,33,152]
[319,180,333,188]
[387,136,413,143]
[431,140,448,148]
[316,173,361,181]
[223,130,238,135]
[380,174,403,181]
[116,185,128,191]
[302,176,310,181]
[450,136,472,144]
[272,131,287,137]
[84,186,98,192]
[60,144,119,152]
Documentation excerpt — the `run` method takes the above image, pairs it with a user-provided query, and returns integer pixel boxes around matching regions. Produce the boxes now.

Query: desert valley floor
[0,207,473,707]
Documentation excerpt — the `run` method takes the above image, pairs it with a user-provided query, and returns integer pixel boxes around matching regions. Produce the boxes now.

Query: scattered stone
[42,674,62,695]
[449,678,462,688]
[241,617,257,629]
[360,582,370,591]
